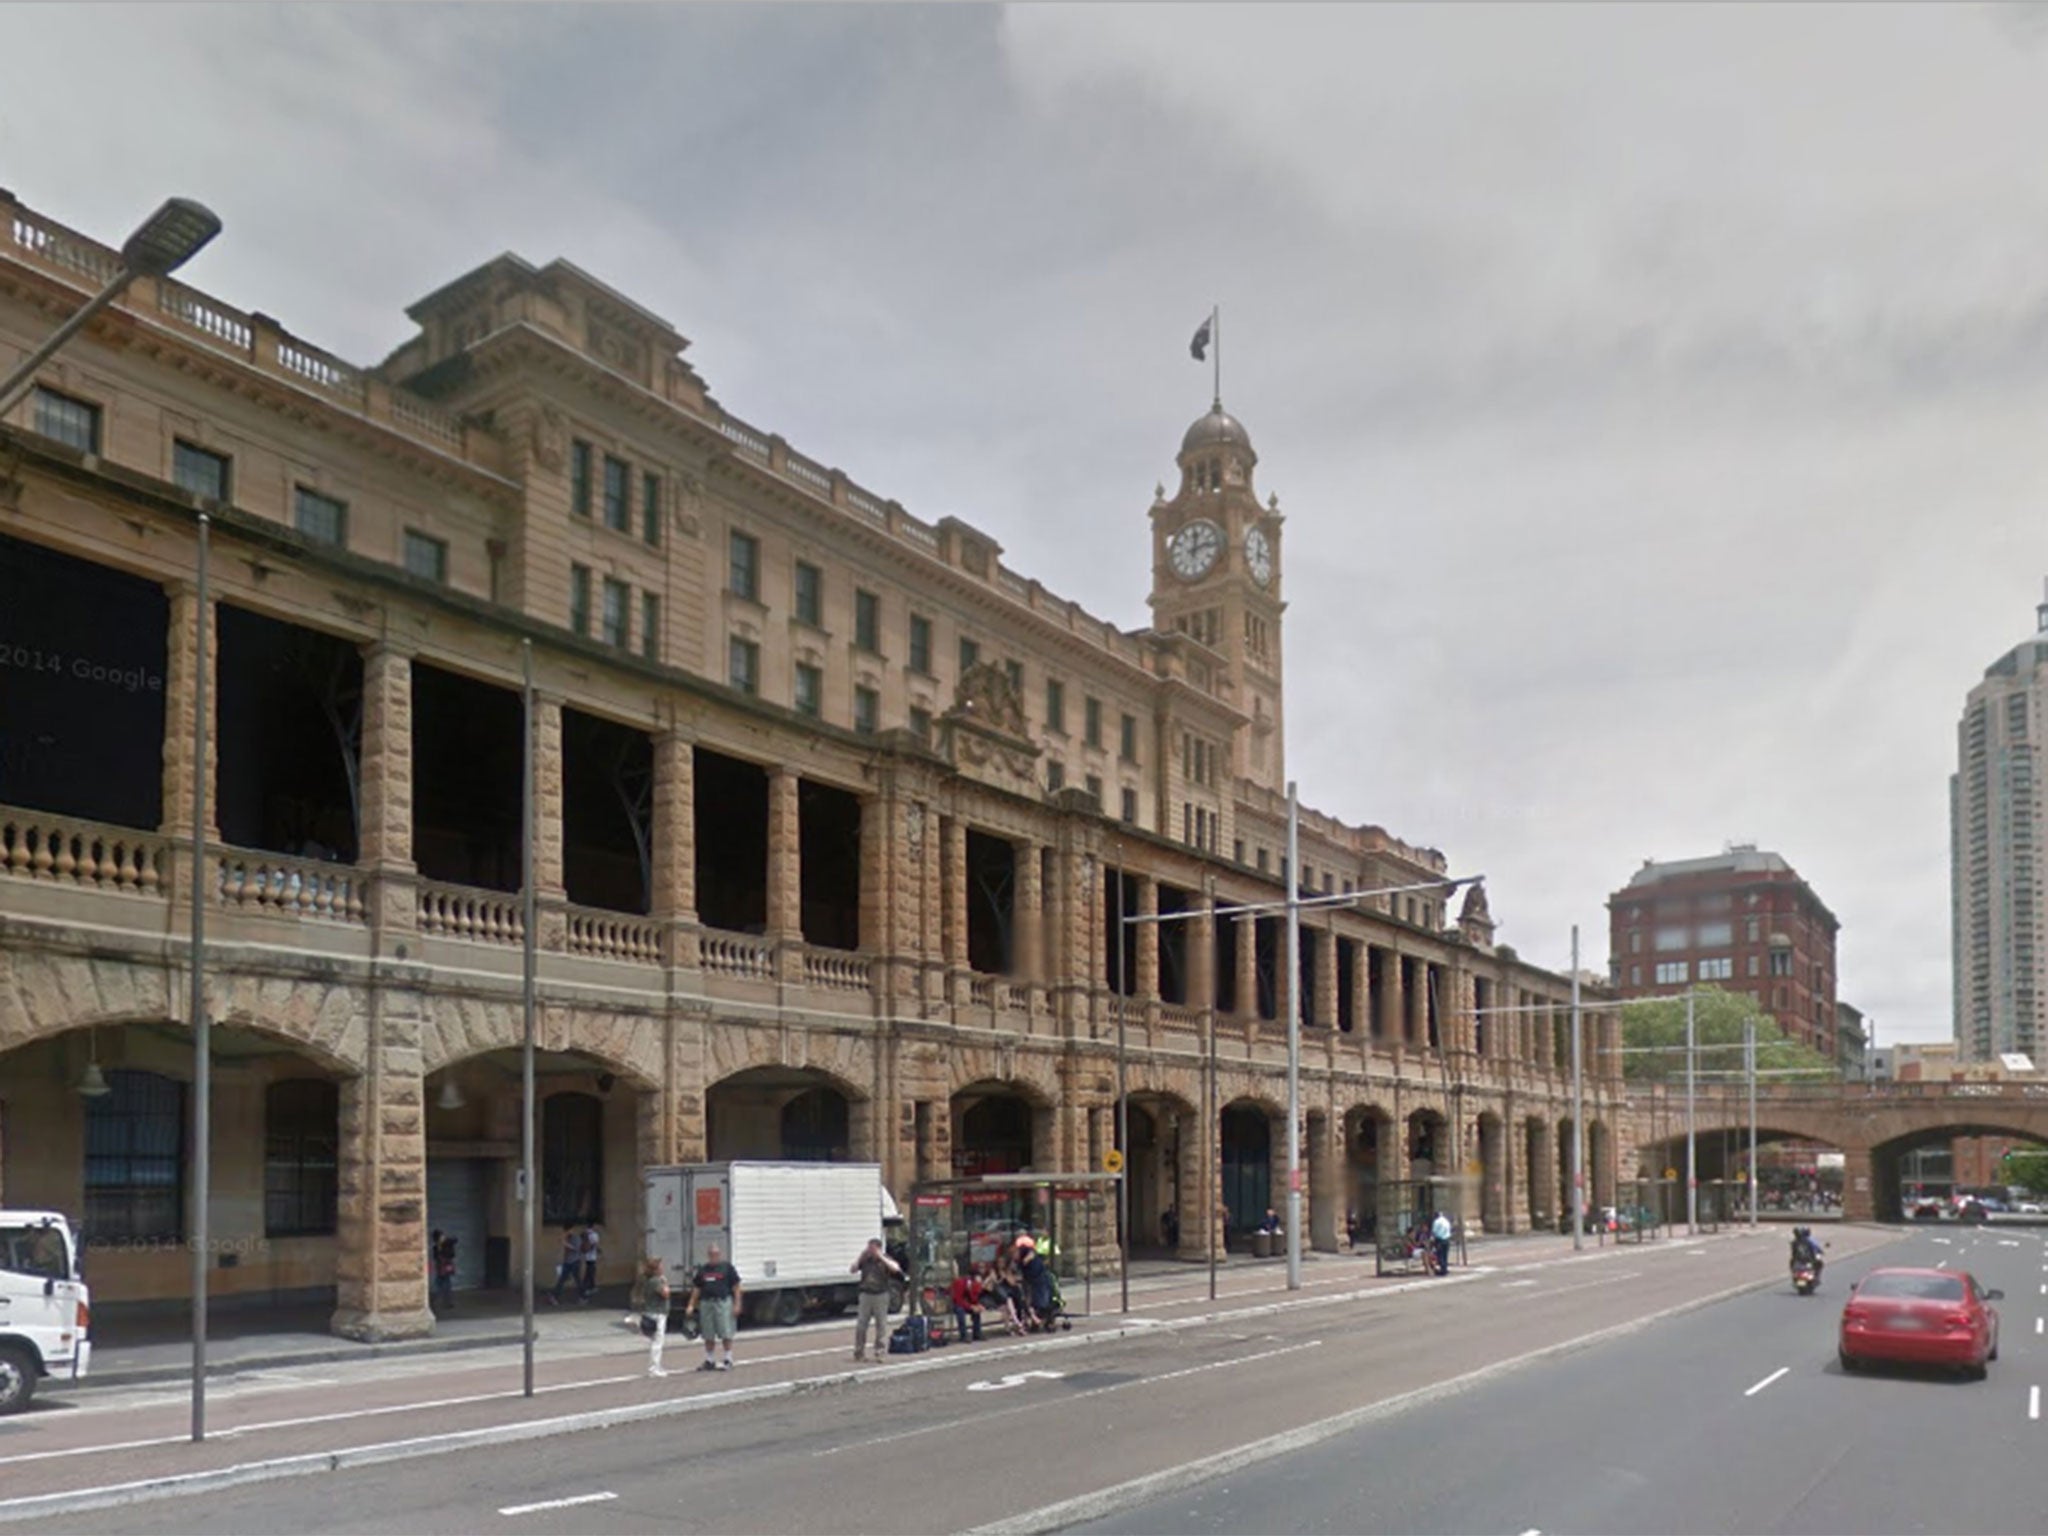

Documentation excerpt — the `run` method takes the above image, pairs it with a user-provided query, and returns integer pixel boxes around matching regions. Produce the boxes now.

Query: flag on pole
[1190,314,1212,361]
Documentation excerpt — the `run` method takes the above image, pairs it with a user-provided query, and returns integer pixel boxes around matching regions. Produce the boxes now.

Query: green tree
[1619,986,1834,1084]
[1999,1147,2048,1196]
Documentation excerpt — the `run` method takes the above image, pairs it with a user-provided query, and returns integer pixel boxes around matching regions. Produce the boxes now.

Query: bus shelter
[1613,1177,1679,1244]
[906,1172,1118,1320]
[1375,1175,1475,1277]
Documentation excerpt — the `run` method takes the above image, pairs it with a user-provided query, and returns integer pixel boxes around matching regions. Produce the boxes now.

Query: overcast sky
[8,3,2048,1042]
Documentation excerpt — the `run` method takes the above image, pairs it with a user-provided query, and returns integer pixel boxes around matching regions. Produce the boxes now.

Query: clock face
[1168,519,1224,580]
[1243,526,1273,587]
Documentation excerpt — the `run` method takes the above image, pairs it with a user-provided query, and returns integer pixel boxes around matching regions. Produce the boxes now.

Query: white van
[0,1211,91,1413]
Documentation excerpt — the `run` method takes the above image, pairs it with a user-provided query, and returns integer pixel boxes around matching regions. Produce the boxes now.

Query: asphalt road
[1081,1223,2048,1536]
[16,1226,1914,1536]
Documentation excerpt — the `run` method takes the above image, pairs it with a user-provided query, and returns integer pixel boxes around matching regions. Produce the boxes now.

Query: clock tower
[1148,401,1286,794]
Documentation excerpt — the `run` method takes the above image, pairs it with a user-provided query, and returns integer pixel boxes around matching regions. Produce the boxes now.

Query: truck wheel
[773,1290,804,1327]
[0,1345,37,1415]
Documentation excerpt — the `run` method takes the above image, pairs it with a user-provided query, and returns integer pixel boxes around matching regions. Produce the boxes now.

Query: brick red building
[1607,846,1841,1058]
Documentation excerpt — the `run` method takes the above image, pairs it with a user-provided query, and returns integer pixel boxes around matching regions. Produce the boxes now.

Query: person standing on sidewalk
[850,1237,901,1361]
[579,1224,602,1303]
[1430,1209,1453,1276]
[548,1225,583,1305]
[639,1257,672,1378]
[685,1244,742,1372]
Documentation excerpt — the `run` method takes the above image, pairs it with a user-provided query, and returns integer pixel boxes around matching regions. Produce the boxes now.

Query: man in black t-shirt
[685,1245,743,1372]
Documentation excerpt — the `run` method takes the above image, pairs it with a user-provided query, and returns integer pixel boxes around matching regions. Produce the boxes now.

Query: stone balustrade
[801,949,873,992]
[0,810,165,893]
[216,851,366,922]
[417,882,525,944]
[566,908,663,962]
[700,932,774,980]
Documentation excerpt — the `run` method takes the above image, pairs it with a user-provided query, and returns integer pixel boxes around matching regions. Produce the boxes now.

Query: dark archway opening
[1214,909,1241,1014]
[694,747,767,933]
[1222,1102,1273,1244]
[412,662,522,891]
[1158,884,1190,1005]
[955,1090,1035,1176]
[1337,939,1357,1033]
[705,1067,856,1161]
[1254,916,1280,1020]
[799,779,863,951]
[0,532,168,829]
[1104,868,1136,995]
[965,830,1016,975]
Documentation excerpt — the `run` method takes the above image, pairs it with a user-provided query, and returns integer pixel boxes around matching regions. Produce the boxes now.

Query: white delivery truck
[0,1210,91,1413]
[643,1161,904,1328]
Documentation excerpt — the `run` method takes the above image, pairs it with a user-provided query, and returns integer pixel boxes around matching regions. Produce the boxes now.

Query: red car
[1839,1267,2003,1379]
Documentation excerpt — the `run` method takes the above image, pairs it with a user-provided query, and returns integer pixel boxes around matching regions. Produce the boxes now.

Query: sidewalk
[76,1224,1720,1389]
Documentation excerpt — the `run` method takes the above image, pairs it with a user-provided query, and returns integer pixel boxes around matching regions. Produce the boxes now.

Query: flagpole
[1212,304,1221,407]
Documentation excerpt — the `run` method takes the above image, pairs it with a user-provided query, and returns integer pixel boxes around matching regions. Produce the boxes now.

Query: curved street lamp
[0,197,221,417]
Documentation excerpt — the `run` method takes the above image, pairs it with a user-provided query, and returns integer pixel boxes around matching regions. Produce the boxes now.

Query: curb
[80,1329,531,1390]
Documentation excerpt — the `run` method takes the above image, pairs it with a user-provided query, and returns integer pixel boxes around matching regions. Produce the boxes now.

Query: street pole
[1205,877,1218,1303]
[1570,925,1584,1253]
[520,640,537,1398]
[1746,1017,1759,1230]
[189,512,210,1443]
[1284,782,1302,1291]
[1115,856,1130,1315]
[1685,989,1698,1236]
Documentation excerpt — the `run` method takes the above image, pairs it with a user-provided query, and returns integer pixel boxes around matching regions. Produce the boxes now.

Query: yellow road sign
[1103,1149,1125,1175]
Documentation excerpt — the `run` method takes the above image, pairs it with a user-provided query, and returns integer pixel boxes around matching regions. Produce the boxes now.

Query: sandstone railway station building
[0,192,1626,1340]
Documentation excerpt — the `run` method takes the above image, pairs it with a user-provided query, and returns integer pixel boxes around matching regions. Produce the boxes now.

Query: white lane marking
[1744,1367,1790,1397]
[500,1492,617,1517]
[1500,1280,1539,1289]
[2032,1386,2041,1422]
[818,1339,1323,1457]
[967,1370,1066,1393]
[2001,1240,2021,1248]
[1520,1530,1542,1536]
[2037,1318,2043,1336]
[1933,1238,1953,1246]
[1938,1261,1948,1270]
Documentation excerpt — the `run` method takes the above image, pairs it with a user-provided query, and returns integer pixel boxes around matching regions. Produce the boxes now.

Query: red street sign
[1289,1168,1304,1192]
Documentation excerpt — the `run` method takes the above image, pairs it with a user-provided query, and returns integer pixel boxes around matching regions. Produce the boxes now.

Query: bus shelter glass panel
[907,1175,1106,1318]
[1374,1176,1472,1276]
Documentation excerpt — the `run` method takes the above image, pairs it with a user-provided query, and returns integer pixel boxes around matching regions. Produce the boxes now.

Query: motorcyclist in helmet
[1789,1224,1824,1284]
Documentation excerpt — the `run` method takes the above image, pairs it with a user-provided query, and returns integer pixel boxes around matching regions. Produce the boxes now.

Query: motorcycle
[1791,1261,1820,1296]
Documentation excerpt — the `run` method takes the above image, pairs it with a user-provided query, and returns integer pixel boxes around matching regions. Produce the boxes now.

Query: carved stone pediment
[940,662,1039,795]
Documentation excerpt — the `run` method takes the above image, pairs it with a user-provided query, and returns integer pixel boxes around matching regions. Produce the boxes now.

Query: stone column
[1405,960,1428,1050]
[1133,875,1159,1002]
[652,730,699,969]
[766,766,801,942]
[941,816,968,969]
[1188,891,1215,1013]
[331,983,434,1341]
[357,643,417,936]
[1013,836,1042,988]
[1350,941,1371,1048]
[1378,948,1404,1044]
[1234,913,1258,1021]
[1309,1109,1339,1252]
[1314,928,1339,1033]
[1841,1146,1875,1222]
[159,581,219,840]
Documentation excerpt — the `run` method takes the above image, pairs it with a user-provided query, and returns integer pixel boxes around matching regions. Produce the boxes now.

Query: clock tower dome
[1148,400,1286,794]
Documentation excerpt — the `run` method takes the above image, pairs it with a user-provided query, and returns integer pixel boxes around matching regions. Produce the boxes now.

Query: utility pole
[1746,1016,1758,1230]
[1284,783,1303,1291]
[1115,854,1130,1315]
[1570,925,1584,1253]
[520,640,538,1398]
[189,513,211,1443]
[1686,989,1698,1236]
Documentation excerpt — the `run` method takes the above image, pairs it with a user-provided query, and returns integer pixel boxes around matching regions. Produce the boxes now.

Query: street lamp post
[1746,1017,1759,1230]
[1570,926,1584,1253]
[1686,990,1698,1235]
[0,198,221,417]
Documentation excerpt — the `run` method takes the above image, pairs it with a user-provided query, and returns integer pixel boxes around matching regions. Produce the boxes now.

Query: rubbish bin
[1253,1231,1274,1258]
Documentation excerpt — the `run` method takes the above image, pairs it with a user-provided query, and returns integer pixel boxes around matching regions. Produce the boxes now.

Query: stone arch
[952,1076,1056,1176]
[1345,1103,1396,1245]
[420,998,662,1089]
[702,1019,878,1111]
[1219,1096,1279,1247]
[0,950,369,1076]
[705,1063,872,1163]
[1118,1090,1196,1254]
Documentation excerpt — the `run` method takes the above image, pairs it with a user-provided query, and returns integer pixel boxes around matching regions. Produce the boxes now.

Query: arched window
[265,1078,340,1237]
[543,1092,604,1225]
[85,1069,185,1241]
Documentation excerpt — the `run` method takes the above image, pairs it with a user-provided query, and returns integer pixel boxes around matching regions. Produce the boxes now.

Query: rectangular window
[601,577,630,647]
[854,686,880,735]
[602,454,631,532]
[1629,931,1642,954]
[1085,773,1103,808]
[641,471,661,545]
[1769,950,1794,977]
[1699,956,1733,981]
[1257,848,1269,874]
[1655,961,1689,984]
[85,1070,185,1242]
[1746,918,1761,943]
[1121,786,1138,824]
[1005,659,1024,696]
[728,636,759,695]
[1120,713,1138,762]
[570,440,593,517]
[1653,925,1688,953]
[1747,954,1761,977]
[570,564,591,635]
[1045,679,1066,733]
[1084,696,1103,748]
[33,386,99,453]
[641,592,660,660]
[959,637,980,673]
[173,440,230,502]
[729,530,760,601]
[264,1079,338,1238]
[402,529,448,584]
[1629,965,1642,986]
[293,486,347,547]
[909,706,932,744]
[1697,921,1733,947]
[1047,760,1065,792]
[855,588,881,652]
[908,614,932,673]
[795,562,824,627]
[1235,839,1246,865]
[793,663,823,718]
